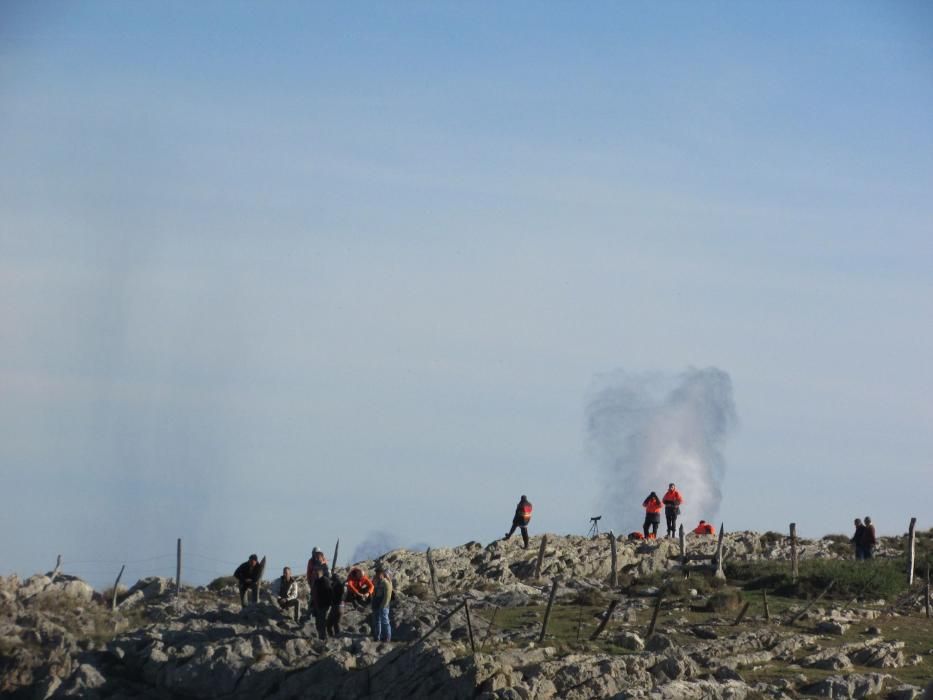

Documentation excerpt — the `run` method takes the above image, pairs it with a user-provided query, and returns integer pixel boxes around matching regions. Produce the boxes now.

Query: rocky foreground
[2,531,931,699]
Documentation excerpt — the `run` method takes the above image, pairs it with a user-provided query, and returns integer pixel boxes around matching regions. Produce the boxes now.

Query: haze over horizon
[2,2,931,590]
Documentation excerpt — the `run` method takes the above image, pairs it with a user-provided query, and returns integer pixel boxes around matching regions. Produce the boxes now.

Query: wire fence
[43,548,246,592]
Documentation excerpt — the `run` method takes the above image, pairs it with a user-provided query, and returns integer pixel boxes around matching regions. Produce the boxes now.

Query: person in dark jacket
[662,483,684,538]
[642,492,662,539]
[326,572,345,637]
[503,495,533,549]
[851,518,866,560]
[234,554,261,607]
[860,516,877,560]
[310,567,333,640]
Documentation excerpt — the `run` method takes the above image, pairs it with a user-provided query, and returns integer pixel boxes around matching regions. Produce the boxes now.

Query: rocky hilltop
[2,530,931,699]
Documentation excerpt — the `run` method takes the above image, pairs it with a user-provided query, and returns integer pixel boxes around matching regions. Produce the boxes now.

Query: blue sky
[1,2,931,588]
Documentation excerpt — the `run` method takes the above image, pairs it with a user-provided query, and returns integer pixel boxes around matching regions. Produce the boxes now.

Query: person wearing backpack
[503,495,533,549]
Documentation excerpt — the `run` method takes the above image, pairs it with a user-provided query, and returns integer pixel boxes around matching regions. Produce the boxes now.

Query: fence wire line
[187,552,241,566]
[65,554,175,565]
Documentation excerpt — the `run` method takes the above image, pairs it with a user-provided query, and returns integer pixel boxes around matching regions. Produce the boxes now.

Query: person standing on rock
[641,492,662,539]
[275,567,301,622]
[327,571,345,637]
[233,554,261,608]
[662,483,684,538]
[310,567,333,640]
[851,518,866,560]
[306,547,330,582]
[503,495,533,549]
[372,565,393,643]
[860,516,877,560]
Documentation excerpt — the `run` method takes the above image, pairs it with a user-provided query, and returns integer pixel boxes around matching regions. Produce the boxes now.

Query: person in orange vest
[628,531,645,541]
[693,520,715,535]
[662,483,684,538]
[345,567,374,608]
[503,495,533,549]
[642,492,662,539]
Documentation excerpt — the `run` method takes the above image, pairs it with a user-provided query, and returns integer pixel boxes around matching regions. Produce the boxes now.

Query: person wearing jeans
[372,566,393,642]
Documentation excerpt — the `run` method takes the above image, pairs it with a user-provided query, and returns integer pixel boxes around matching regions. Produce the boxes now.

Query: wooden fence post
[789,523,798,584]
[51,554,62,582]
[907,518,917,587]
[426,548,439,599]
[762,590,771,621]
[679,525,686,568]
[535,535,548,580]
[111,564,125,612]
[175,538,182,597]
[786,580,834,625]
[463,598,476,654]
[646,594,664,637]
[333,539,340,572]
[733,601,751,626]
[926,566,930,619]
[608,532,617,587]
[480,606,499,651]
[589,599,618,640]
[538,578,559,643]
[713,524,726,580]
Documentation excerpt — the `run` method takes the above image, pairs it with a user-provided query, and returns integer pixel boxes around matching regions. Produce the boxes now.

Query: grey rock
[801,672,888,698]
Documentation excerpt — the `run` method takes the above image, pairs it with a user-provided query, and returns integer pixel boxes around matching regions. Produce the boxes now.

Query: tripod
[587,515,602,538]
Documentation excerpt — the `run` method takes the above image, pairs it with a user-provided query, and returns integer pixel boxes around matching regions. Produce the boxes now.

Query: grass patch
[724,558,908,600]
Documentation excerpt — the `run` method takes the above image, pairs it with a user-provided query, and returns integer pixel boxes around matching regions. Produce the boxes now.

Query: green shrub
[207,576,237,592]
[705,588,743,612]
[404,582,431,600]
[759,532,784,547]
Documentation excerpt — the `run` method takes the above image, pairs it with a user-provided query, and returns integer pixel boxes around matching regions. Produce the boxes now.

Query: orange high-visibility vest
[643,498,662,514]
[693,522,715,535]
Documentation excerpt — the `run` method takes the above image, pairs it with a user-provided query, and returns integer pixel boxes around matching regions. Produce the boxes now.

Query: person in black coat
[503,495,533,549]
[233,554,261,607]
[310,568,333,640]
[326,572,345,637]
[851,518,866,560]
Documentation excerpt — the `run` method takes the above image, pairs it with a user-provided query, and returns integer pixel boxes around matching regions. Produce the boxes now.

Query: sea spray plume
[586,367,737,533]
[351,532,430,563]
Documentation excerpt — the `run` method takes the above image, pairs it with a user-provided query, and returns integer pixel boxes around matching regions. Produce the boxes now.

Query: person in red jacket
[503,495,533,549]
[642,492,662,539]
[693,520,715,535]
[662,483,684,538]
[345,567,375,608]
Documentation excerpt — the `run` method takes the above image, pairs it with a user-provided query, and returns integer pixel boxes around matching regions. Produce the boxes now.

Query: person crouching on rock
[346,567,374,608]
[234,554,261,608]
[276,566,301,622]
[693,520,715,535]
[662,483,684,538]
[327,572,345,637]
[642,492,662,539]
[503,495,533,549]
[372,566,393,643]
[310,567,333,640]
